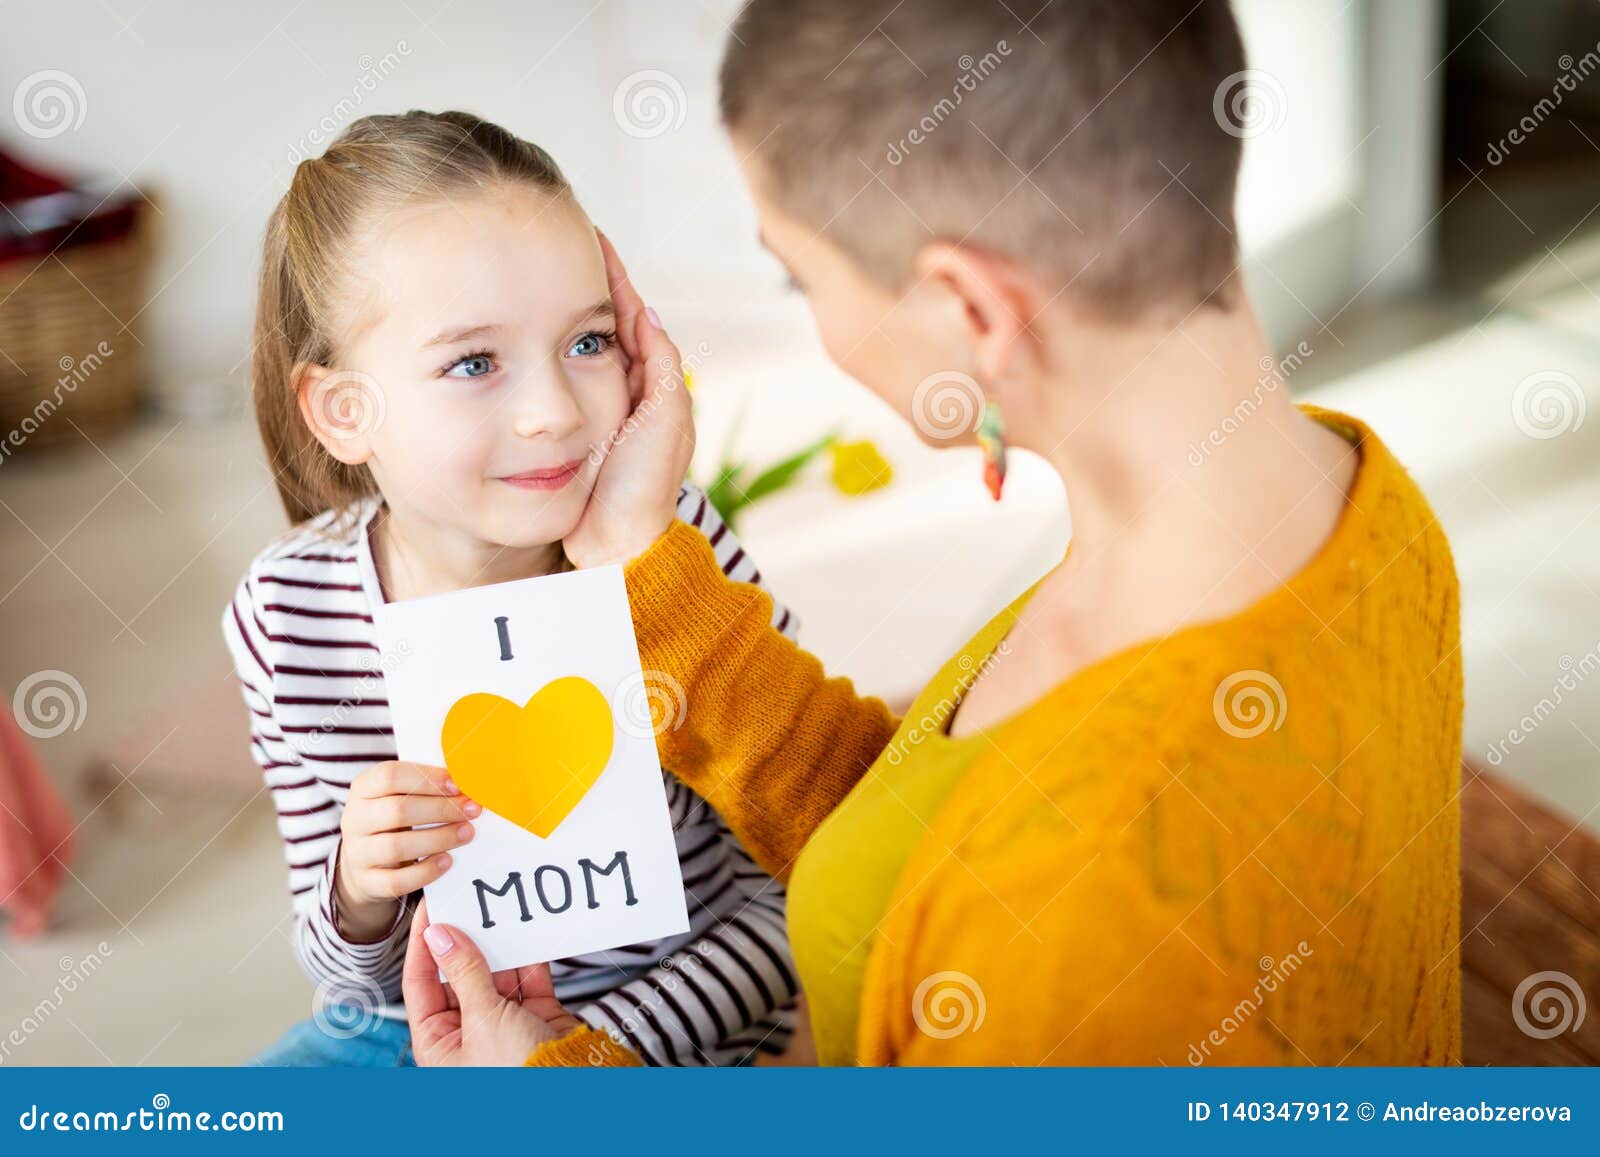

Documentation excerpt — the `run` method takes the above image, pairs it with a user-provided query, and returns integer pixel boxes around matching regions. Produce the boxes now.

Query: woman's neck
[369,501,568,603]
[1014,304,1357,621]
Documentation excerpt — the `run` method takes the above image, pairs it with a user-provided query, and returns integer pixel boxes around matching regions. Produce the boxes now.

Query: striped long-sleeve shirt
[220,483,799,1065]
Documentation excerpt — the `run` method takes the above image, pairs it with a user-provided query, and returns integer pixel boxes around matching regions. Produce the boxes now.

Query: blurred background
[0,0,1596,1064]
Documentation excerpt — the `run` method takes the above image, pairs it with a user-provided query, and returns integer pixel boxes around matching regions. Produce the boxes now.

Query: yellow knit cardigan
[528,409,1463,1066]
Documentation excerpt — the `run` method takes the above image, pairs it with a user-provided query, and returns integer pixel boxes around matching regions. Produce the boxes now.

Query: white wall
[3,0,770,403]
[2,0,1390,400]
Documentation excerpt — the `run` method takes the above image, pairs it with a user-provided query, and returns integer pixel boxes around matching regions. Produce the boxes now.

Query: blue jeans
[249,1010,415,1067]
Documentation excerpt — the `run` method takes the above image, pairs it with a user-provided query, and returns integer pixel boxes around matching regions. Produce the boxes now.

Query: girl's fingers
[367,792,481,833]
[378,852,454,896]
[357,761,459,800]
[362,822,474,868]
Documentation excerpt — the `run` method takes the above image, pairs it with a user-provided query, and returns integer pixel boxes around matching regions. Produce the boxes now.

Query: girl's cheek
[388,394,491,481]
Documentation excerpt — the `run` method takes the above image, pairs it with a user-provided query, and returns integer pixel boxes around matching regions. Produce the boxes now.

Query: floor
[2,184,1599,1065]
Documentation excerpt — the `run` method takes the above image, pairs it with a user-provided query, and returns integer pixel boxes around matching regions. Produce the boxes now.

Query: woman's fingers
[420,922,502,1016]
[402,899,452,1027]
[514,960,558,1002]
[514,962,583,1034]
[597,228,644,363]
[631,306,693,433]
[595,226,688,432]
[406,906,578,1065]
[564,232,695,571]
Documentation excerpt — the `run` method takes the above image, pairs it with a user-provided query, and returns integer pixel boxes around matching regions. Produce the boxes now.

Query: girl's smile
[498,458,586,491]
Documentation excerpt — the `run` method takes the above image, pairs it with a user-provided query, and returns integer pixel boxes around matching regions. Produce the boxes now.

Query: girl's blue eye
[567,331,615,358]
[444,353,496,379]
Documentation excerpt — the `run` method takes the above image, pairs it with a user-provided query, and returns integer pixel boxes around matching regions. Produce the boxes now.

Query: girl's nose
[511,377,585,441]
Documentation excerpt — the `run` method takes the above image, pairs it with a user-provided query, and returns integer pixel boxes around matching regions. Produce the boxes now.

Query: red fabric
[0,149,71,200]
[0,701,76,936]
[0,145,140,264]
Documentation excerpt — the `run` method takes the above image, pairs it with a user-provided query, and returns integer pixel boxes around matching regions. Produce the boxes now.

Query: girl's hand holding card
[333,760,482,941]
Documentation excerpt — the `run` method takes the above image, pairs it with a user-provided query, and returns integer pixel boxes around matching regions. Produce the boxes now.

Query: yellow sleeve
[525,1026,642,1067]
[623,520,900,882]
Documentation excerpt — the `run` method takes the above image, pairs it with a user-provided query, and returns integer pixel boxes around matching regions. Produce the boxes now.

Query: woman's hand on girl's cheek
[563,230,695,570]
[403,899,582,1066]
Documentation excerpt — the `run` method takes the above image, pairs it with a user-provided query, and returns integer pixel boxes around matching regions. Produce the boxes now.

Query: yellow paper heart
[440,676,615,839]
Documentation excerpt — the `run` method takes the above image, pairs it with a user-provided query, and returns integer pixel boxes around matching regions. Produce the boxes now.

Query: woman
[403,0,1462,1067]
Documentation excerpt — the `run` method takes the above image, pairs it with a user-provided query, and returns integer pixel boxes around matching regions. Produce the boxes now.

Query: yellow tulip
[829,439,893,496]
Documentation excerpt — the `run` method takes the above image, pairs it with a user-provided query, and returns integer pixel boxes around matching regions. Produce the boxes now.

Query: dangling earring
[977,400,1007,502]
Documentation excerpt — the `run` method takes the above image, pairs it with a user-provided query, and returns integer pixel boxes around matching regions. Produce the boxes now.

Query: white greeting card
[372,565,688,973]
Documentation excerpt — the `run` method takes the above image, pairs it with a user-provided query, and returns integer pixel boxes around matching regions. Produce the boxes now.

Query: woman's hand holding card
[403,899,582,1066]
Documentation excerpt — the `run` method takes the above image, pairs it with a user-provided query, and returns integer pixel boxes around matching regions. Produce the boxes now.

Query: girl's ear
[294,361,383,466]
[912,241,1042,386]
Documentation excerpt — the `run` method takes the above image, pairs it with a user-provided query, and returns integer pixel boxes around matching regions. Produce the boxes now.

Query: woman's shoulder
[919,409,1465,850]
[1300,405,1458,600]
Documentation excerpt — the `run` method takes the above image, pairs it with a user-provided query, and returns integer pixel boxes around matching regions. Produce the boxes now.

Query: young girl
[221,110,798,1066]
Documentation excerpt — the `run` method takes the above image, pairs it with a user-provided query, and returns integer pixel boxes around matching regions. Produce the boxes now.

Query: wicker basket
[0,199,155,455]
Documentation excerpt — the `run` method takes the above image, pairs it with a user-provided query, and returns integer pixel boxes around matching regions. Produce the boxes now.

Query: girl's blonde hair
[253,109,571,527]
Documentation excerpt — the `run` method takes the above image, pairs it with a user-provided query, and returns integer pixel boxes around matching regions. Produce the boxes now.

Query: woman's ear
[912,241,1042,384]
[294,361,384,466]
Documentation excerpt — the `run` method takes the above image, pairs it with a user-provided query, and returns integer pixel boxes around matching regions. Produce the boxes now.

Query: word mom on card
[373,566,689,973]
